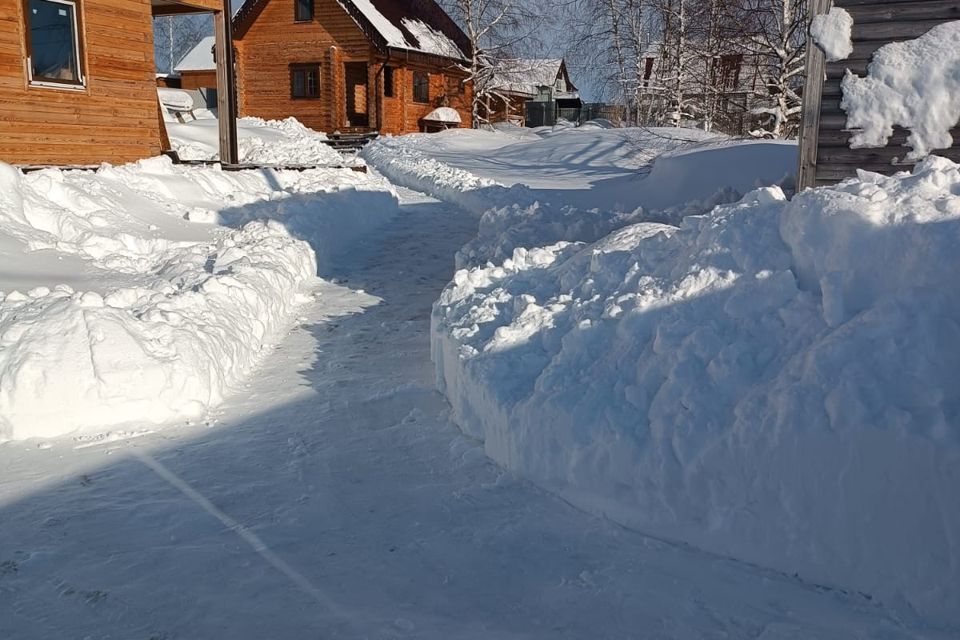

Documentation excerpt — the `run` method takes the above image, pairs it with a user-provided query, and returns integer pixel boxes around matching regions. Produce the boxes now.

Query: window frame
[23,0,86,90]
[290,63,320,100]
[412,70,429,104]
[294,0,313,22]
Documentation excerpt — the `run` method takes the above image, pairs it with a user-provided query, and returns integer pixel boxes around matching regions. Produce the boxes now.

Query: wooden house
[798,0,960,189]
[480,58,580,127]
[175,35,218,89]
[231,0,473,135]
[0,0,238,166]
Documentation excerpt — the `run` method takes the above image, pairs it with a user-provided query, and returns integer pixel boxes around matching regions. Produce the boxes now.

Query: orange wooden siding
[234,0,472,135]
[0,0,165,165]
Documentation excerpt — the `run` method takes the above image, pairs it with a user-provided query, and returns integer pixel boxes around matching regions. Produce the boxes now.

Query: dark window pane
[28,0,80,83]
[306,69,318,97]
[413,71,429,104]
[292,69,305,97]
[383,67,393,98]
[295,0,313,21]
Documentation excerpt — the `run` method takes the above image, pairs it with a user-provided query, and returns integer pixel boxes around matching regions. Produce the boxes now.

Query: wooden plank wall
[235,0,472,135]
[801,0,960,188]
[180,70,217,89]
[234,0,372,133]
[0,0,164,165]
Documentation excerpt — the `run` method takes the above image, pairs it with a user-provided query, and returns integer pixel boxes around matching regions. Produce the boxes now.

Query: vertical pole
[797,0,832,191]
[215,2,239,165]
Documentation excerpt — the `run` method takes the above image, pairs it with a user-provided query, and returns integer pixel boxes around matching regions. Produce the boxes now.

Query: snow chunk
[809,7,853,62]
[842,20,960,159]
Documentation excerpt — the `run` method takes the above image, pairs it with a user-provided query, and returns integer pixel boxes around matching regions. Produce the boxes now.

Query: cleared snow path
[0,188,933,639]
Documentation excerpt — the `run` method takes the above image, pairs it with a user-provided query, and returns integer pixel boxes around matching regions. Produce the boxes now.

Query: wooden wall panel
[180,69,217,89]
[0,0,163,165]
[236,0,473,135]
[799,0,960,188]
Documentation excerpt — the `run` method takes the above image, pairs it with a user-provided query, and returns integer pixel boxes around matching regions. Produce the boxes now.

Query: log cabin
[798,0,960,189]
[0,0,237,166]
[231,0,473,135]
[480,59,580,127]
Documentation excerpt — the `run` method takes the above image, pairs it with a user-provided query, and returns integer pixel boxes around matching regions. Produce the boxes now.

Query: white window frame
[26,0,85,89]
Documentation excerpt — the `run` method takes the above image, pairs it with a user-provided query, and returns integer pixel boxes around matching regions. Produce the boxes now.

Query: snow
[0,186,943,639]
[167,115,348,166]
[842,20,960,159]
[810,7,853,62]
[157,88,194,111]
[363,127,795,267]
[174,35,215,72]
[400,18,464,59]
[0,157,398,440]
[422,107,462,124]
[431,155,960,627]
[489,59,565,97]
[345,0,410,48]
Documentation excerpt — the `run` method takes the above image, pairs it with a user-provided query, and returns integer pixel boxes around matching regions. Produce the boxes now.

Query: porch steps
[322,131,379,152]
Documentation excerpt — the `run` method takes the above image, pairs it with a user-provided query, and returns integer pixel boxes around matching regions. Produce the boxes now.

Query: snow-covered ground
[167,114,348,166]
[364,126,796,266]
[0,158,397,440]
[0,187,941,639]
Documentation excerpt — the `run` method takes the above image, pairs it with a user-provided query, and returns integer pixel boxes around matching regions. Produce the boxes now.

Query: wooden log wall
[234,0,472,135]
[799,0,960,188]
[0,0,164,165]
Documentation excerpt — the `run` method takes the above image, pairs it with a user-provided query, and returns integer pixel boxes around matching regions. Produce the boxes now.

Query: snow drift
[0,158,398,440]
[363,130,795,268]
[432,157,960,626]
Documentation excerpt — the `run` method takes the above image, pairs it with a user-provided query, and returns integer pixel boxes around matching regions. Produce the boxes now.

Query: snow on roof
[234,0,468,61]
[489,59,564,96]
[422,107,461,123]
[174,36,216,72]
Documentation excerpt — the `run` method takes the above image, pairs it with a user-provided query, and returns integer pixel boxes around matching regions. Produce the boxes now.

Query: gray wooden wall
[798,0,960,189]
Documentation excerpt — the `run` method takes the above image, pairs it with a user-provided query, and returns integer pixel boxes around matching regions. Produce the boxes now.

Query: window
[412,70,429,104]
[294,0,313,22]
[718,54,743,91]
[25,0,84,87]
[445,75,462,96]
[383,66,394,98]
[290,63,320,99]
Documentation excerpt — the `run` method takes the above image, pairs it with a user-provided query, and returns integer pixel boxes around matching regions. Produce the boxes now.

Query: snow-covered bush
[432,157,960,625]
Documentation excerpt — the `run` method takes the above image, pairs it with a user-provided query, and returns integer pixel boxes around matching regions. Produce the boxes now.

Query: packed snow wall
[432,158,960,626]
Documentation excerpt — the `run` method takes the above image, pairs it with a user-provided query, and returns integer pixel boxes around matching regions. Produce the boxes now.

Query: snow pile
[168,116,347,166]
[810,7,853,62]
[422,107,462,124]
[158,88,194,111]
[842,21,960,159]
[432,157,960,626]
[364,131,795,268]
[0,158,398,440]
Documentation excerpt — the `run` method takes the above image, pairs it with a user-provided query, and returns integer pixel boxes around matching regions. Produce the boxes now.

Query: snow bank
[432,157,960,626]
[842,21,960,159]
[0,158,398,440]
[810,7,853,62]
[363,131,795,268]
[168,116,347,166]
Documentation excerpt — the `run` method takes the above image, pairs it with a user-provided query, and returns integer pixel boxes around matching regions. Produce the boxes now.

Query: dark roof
[233,0,471,61]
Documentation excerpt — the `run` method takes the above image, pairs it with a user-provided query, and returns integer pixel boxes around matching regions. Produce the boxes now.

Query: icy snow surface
[842,20,960,159]
[363,127,796,267]
[810,7,853,62]
[431,155,960,627]
[0,158,397,440]
[167,116,347,166]
[0,186,943,639]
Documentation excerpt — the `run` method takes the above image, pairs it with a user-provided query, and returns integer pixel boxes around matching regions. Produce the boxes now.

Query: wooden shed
[0,0,237,166]
[798,0,960,189]
[231,0,473,135]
